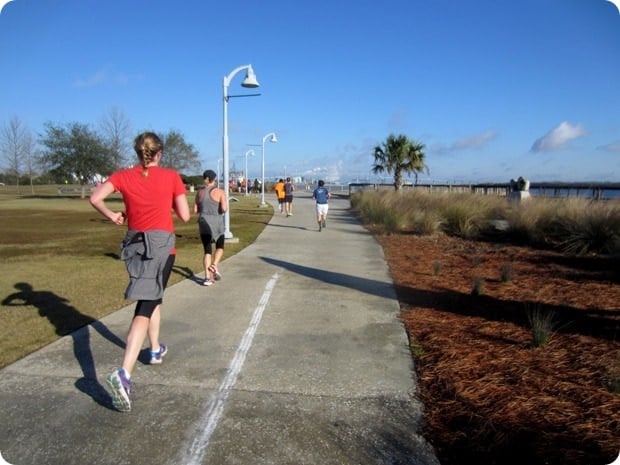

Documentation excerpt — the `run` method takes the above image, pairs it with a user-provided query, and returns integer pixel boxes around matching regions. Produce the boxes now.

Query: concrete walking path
[0,192,439,465]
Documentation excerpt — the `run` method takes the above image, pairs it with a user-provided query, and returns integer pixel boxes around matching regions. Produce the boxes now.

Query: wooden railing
[347,182,620,200]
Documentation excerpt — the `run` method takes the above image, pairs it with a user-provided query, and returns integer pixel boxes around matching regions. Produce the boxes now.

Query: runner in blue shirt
[312,180,331,232]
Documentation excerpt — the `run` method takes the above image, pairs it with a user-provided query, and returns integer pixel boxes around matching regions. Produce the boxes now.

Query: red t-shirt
[108,165,186,233]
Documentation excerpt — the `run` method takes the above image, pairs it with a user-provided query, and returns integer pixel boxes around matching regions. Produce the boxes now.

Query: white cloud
[429,130,496,154]
[530,121,586,152]
[299,161,343,182]
[452,130,496,150]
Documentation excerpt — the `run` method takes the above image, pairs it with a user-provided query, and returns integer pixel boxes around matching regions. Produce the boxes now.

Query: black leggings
[200,234,225,255]
[134,254,175,318]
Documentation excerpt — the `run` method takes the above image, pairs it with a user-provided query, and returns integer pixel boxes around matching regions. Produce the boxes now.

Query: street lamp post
[260,132,278,206]
[222,64,260,239]
[244,149,255,196]
[216,158,222,188]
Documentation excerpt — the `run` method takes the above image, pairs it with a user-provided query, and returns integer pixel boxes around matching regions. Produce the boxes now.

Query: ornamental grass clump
[352,189,619,257]
[439,193,502,239]
[607,355,620,394]
[433,261,442,276]
[444,204,476,237]
[505,198,559,246]
[506,197,620,255]
[381,209,409,234]
[526,305,558,347]
[399,190,446,234]
[351,190,441,234]
[410,209,443,235]
[349,191,379,220]
[557,203,620,255]
[499,263,513,283]
[471,276,484,296]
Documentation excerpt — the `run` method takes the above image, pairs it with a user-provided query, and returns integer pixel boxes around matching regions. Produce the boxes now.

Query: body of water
[529,187,620,200]
[347,182,620,200]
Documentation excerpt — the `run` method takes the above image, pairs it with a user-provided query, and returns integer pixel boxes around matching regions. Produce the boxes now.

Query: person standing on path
[89,131,191,412]
[274,178,286,214]
[284,177,295,216]
[194,169,227,286]
[312,180,331,232]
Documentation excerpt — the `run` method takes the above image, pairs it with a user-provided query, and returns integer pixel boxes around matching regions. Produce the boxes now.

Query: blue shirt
[313,186,329,204]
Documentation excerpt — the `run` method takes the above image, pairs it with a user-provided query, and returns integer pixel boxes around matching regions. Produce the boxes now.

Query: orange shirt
[274,181,286,199]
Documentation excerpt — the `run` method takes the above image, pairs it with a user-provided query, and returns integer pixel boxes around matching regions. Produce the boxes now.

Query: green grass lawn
[0,185,273,368]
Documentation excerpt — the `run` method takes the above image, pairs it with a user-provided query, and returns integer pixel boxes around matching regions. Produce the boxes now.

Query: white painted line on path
[180,272,280,465]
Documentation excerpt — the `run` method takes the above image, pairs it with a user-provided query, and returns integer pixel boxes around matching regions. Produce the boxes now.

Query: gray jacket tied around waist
[120,229,175,301]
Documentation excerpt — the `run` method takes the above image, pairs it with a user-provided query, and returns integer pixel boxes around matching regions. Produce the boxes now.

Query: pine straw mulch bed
[375,233,620,465]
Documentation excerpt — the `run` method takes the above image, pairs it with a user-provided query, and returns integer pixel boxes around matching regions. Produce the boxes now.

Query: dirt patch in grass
[376,233,620,465]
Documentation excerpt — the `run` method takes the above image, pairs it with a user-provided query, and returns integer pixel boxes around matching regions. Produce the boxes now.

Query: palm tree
[372,134,428,190]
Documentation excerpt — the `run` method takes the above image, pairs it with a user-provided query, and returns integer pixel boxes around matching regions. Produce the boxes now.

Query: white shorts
[316,203,329,217]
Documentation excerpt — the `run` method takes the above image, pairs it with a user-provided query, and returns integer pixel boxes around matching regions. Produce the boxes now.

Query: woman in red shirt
[90,132,190,412]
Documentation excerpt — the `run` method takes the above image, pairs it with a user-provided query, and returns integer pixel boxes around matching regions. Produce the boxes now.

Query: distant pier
[347,182,620,200]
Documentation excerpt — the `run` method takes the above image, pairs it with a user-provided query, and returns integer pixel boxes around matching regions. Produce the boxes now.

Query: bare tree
[0,115,32,193]
[22,130,35,194]
[99,106,132,170]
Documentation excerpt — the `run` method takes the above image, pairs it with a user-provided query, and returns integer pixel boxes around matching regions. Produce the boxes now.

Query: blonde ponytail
[133,132,163,178]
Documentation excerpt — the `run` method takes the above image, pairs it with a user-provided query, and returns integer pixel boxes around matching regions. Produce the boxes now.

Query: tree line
[2,106,429,194]
[0,108,202,194]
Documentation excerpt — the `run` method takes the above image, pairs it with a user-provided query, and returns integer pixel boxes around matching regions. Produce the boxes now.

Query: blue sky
[1,0,619,183]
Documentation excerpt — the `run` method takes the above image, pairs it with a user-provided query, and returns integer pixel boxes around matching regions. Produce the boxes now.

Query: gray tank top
[197,186,225,240]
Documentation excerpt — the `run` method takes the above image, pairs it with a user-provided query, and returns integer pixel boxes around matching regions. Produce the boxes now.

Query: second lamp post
[222,64,259,239]
[260,132,278,206]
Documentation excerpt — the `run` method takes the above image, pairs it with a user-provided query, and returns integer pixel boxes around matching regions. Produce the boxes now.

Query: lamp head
[270,133,278,143]
[242,65,260,88]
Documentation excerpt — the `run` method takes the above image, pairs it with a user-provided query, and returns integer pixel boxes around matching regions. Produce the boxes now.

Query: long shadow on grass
[2,282,124,409]
[394,284,620,341]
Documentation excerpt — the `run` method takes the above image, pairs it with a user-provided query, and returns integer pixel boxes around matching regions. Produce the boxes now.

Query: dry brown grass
[0,192,272,368]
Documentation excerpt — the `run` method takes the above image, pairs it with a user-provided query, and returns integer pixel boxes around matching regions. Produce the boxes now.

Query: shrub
[443,202,479,238]
[526,305,558,347]
[433,261,442,276]
[471,276,484,295]
[382,209,408,234]
[351,190,620,256]
[607,355,620,394]
[413,209,443,235]
[557,204,620,255]
[505,199,558,246]
[500,263,513,283]
[439,193,504,239]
